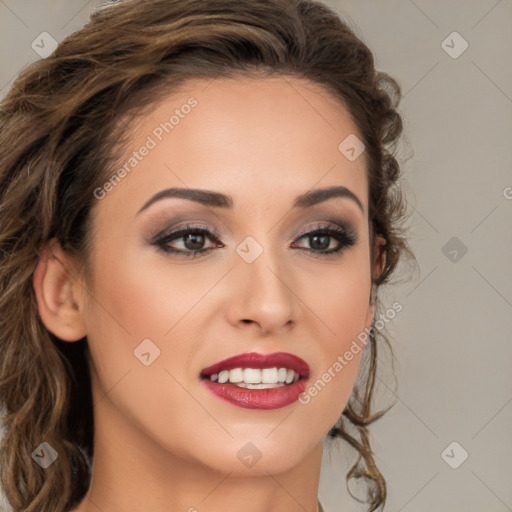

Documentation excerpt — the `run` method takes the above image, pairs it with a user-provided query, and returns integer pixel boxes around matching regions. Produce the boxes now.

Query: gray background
[1,1,511,511]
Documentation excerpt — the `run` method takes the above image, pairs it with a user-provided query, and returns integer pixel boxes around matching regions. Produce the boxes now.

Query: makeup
[200,352,310,410]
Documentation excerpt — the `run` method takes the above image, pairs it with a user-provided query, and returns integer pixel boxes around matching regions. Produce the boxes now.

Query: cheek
[81,243,224,393]
[295,253,372,426]
[301,248,372,345]
[80,246,184,391]
[85,244,212,340]
[81,249,218,461]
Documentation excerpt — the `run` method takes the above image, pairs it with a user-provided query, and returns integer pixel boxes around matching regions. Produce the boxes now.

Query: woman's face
[77,75,380,476]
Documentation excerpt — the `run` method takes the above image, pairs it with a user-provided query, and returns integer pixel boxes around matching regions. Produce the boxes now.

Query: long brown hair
[0,0,414,510]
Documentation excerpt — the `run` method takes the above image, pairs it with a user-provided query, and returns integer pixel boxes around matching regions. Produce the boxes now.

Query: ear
[372,235,387,286]
[364,235,387,330]
[33,238,87,342]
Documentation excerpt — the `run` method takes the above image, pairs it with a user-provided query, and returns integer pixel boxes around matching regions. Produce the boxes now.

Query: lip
[200,352,310,410]
[200,351,310,377]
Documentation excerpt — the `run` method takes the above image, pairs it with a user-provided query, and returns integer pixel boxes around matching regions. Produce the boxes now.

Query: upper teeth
[210,367,299,387]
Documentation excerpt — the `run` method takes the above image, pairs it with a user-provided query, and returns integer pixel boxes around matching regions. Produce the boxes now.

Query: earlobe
[32,239,87,342]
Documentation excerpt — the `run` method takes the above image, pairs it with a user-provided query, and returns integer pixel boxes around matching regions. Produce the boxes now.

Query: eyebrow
[136,185,364,216]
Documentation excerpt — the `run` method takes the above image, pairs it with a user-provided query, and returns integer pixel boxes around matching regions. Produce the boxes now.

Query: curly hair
[0,0,414,510]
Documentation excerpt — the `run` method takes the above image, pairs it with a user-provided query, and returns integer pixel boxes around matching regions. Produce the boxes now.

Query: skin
[34,75,385,512]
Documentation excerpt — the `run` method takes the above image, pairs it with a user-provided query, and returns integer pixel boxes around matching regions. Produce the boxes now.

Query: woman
[0,0,413,511]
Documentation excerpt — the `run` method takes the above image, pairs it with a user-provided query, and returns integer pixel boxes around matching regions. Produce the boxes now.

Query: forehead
[96,75,368,218]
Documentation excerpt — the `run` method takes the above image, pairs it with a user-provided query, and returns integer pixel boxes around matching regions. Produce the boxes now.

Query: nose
[224,248,300,335]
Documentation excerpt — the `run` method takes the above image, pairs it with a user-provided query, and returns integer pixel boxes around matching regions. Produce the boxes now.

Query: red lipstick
[200,352,310,410]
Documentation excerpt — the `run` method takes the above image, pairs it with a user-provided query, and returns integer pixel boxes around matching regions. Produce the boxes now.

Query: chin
[188,430,321,477]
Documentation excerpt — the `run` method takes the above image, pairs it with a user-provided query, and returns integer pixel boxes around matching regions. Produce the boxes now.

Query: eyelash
[151,223,358,258]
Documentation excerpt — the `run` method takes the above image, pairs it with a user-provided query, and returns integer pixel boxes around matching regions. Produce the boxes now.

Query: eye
[291,223,358,256]
[150,222,358,259]
[152,224,223,257]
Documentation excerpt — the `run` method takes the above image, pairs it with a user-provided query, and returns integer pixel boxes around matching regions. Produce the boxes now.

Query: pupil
[184,233,204,250]
[310,235,329,250]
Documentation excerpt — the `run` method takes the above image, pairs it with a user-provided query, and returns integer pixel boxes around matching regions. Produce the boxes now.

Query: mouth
[200,352,310,410]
